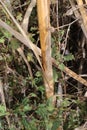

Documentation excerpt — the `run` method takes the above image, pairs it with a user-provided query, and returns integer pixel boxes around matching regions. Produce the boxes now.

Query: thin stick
[0,79,11,128]
[21,0,36,33]
[17,47,33,78]
[14,1,30,9]
[69,0,87,39]
[76,0,87,33]
[85,0,87,5]
[20,0,36,77]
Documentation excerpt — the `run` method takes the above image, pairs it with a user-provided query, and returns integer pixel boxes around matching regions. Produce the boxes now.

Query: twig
[69,0,87,39]
[56,0,61,52]
[52,59,87,87]
[79,74,87,77]
[17,47,33,78]
[20,0,36,77]
[14,1,30,9]
[55,18,79,29]
[47,19,78,33]
[0,79,11,128]
[62,24,70,56]
[56,0,59,27]
[64,3,87,16]
[76,0,87,33]
[21,0,36,33]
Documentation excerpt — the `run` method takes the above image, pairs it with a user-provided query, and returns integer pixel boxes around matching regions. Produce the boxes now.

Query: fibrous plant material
[37,0,54,99]
[69,0,87,39]
[76,0,87,33]
[21,0,36,33]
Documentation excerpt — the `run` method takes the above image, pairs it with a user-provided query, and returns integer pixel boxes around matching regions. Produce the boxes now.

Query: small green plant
[0,105,8,117]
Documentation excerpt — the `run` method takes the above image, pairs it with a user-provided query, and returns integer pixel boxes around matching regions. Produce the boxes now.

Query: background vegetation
[0,0,87,130]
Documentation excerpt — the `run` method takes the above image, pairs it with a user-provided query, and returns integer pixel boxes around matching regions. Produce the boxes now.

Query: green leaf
[46,98,55,112]
[9,39,20,50]
[27,52,34,62]
[0,55,3,60]
[30,93,37,97]
[28,118,37,130]
[23,104,32,112]
[52,119,61,130]
[35,71,42,77]
[59,63,64,71]
[22,117,30,130]
[16,13,22,21]
[47,105,54,112]
[0,105,7,117]
[46,121,53,130]
[2,30,12,39]
[62,98,71,107]
[36,104,47,118]
[0,105,6,113]
[0,37,5,43]
[9,127,15,130]
[53,68,58,82]
[38,86,45,95]
[22,97,29,105]
[30,27,38,31]
[64,53,74,61]
[0,122,3,129]
[58,30,65,42]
